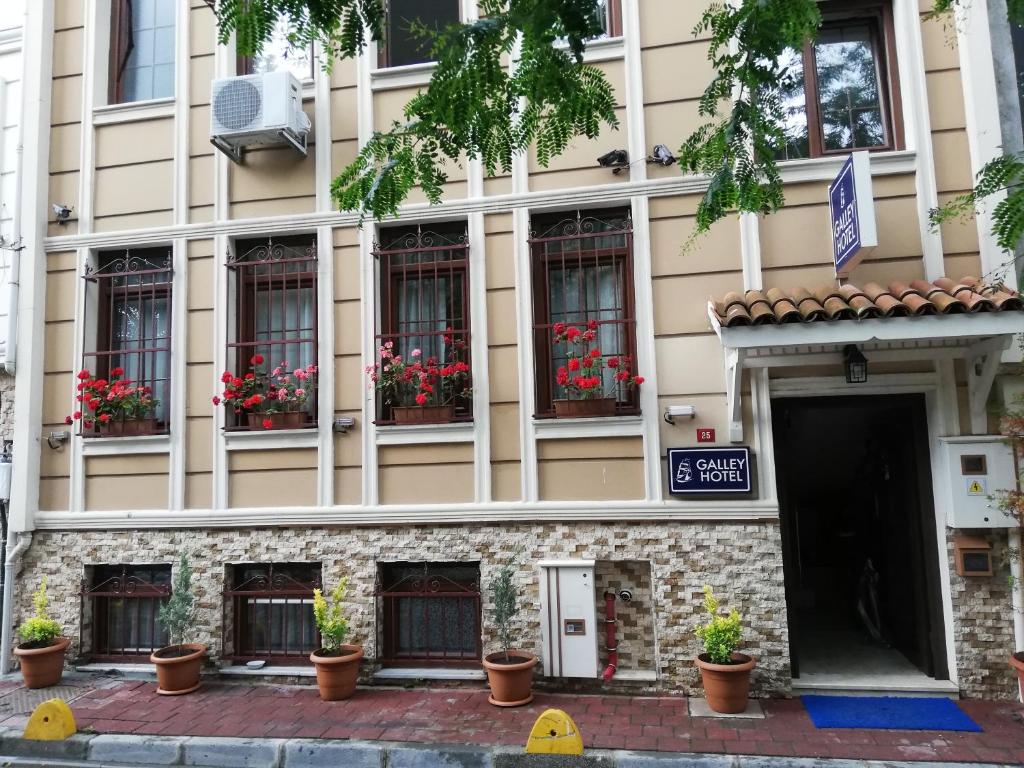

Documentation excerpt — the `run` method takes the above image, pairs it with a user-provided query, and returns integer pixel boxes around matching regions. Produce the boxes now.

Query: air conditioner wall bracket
[211,136,244,165]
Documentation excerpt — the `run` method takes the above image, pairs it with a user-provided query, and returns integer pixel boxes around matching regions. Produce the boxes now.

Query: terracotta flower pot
[97,417,157,437]
[695,652,755,714]
[482,650,538,707]
[553,397,616,418]
[393,405,456,425]
[246,411,308,430]
[1010,651,1024,691]
[150,643,207,695]
[310,644,364,701]
[13,636,70,689]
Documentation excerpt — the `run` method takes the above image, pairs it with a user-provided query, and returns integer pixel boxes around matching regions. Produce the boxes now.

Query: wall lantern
[843,345,868,384]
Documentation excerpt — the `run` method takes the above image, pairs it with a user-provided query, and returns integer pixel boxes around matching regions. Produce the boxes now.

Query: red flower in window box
[67,368,160,437]
[550,324,643,419]
[367,340,472,425]
[213,357,318,430]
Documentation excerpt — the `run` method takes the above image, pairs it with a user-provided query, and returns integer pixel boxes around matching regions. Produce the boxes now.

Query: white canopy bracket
[725,347,745,444]
[967,336,1011,434]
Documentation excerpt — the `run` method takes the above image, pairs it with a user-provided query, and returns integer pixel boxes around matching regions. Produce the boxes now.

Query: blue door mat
[801,695,982,732]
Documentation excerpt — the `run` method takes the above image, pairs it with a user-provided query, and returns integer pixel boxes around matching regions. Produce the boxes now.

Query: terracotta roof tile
[711,277,1024,328]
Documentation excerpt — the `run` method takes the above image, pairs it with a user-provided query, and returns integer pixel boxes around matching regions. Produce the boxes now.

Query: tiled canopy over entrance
[711,277,1023,328]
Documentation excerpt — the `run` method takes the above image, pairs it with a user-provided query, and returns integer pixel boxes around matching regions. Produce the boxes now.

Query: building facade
[6,0,1024,700]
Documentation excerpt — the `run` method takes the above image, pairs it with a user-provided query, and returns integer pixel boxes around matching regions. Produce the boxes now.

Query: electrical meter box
[538,560,599,678]
[939,436,1018,528]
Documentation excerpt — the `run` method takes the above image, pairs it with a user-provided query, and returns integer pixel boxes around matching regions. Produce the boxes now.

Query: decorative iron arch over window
[80,564,171,661]
[529,208,638,417]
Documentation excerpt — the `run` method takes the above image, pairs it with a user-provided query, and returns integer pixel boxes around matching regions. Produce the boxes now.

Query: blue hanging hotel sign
[828,151,877,278]
[667,447,752,495]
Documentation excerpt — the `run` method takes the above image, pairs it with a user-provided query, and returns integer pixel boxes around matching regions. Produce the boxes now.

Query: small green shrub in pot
[312,577,350,654]
[489,558,519,664]
[157,553,198,655]
[18,578,62,648]
[695,585,742,664]
[481,554,539,707]
[150,553,206,695]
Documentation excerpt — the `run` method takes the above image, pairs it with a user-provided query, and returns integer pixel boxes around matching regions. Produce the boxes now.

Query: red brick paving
[4,679,1024,764]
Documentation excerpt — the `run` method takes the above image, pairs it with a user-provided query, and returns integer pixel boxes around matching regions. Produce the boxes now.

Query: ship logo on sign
[675,458,693,485]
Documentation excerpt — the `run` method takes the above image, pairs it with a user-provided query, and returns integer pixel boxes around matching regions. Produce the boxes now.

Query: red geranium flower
[632,376,645,386]
[567,358,580,372]
[415,393,428,406]
[212,396,221,406]
[587,319,598,330]
[251,354,264,366]
[110,366,124,377]
[64,415,73,425]
[262,418,273,430]
[77,370,91,380]
[98,413,111,423]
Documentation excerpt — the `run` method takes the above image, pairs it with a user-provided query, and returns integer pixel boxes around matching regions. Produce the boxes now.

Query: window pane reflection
[814,23,886,150]
[778,47,810,160]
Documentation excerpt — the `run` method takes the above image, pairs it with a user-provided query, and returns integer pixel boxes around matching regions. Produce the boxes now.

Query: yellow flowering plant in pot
[14,578,70,689]
[694,585,755,714]
[309,577,363,701]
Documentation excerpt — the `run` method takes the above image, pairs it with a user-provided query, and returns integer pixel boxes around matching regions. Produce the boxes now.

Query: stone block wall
[14,521,791,696]
[948,529,1019,699]
[595,560,656,672]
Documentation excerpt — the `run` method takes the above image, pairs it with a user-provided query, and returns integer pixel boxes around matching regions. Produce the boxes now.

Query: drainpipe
[601,591,617,683]
[0,530,31,673]
[1010,528,1024,702]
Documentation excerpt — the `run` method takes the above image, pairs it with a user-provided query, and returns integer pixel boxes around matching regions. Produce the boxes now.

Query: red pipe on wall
[602,590,617,683]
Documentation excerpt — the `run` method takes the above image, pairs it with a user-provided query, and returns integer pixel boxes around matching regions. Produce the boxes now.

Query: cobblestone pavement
[0,678,1021,764]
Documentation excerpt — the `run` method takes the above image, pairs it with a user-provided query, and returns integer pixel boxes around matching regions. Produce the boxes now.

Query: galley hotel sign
[829,151,878,276]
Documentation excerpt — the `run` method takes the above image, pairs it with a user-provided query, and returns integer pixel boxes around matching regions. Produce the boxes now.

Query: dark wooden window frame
[226,236,319,430]
[223,562,322,665]
[373,224,473,424]
[108,0,134,105]
[80,564,171,662]
[82,248,174,435]
[529,208,639,418]
[375,562,482,667]
[794,0,904,158]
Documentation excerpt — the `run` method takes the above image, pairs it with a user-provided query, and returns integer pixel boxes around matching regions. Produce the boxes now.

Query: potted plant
[694,585,755,714]
[213,354,318,430]
[67,367,159,436]
[13,578,70,689]
[150,553,207,695]
[551,321,644,418]
[481,556,538,707]
[367,331,472,425]
[309,576,364,701]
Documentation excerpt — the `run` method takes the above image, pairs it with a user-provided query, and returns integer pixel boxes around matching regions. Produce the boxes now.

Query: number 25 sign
[696,428,715,443]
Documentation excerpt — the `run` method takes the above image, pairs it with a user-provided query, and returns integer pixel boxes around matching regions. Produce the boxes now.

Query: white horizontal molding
[768,372,938,398]
[93,97,176,126]
[534,414,644,440]
[373,667,485,681]
[43,150,918,253]
[375,422,477,445]
[223,428,321,451]
[33,498,781,530]
[370,61,436,91]
[716,314,1024,351]
[777,150,916,184]
[80,434,171,456]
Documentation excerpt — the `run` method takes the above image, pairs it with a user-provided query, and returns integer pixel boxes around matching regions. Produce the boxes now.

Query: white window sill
[93,97,176,125]
[370,60,437,91]
[80,434,170,456]
[567,35,625,63]
[375,421,476,445]
[373,666,485,682]
[224,427,320,451]
[534,414,644,440]
[220,665,315,678]
[778,149,916,184]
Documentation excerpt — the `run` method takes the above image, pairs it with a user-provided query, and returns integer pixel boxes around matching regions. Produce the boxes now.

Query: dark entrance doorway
[773,394,948,686]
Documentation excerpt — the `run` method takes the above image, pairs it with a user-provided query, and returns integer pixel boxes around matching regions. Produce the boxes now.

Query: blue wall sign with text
[667,447,752,495]
[828,151,877,278]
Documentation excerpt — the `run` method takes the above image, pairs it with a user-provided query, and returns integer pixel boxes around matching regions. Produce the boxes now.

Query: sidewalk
[0,675,1022,765]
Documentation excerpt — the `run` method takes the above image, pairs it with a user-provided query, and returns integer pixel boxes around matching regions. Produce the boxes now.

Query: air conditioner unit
[210,71,311,163]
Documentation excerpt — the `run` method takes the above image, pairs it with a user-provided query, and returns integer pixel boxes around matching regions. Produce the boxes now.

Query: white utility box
[939,435,1018,528]
[538,560,599,678]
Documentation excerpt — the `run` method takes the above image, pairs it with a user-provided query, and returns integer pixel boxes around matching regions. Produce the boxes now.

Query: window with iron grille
[530,208,638,417]
[373,224,472,423]
[376,562,481,666]
[82,248,173,432]
[80,564,171,661]
[226,236,318,429]
[224,563,321,664]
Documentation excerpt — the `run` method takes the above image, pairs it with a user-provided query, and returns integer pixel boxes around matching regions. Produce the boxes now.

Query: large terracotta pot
[392,405,456,425]
[482,650,538,707]
[695,652,755,714]
[310,645,364,701]
[13,636,70,689]
[1010,651,1024,692]
[150,643,207,695]
[553,398,616,418]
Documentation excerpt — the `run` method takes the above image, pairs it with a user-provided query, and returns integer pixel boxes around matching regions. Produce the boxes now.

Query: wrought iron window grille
[79,564,171,661]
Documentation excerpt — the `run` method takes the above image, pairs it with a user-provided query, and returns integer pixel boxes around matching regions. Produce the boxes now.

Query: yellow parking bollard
[525,708,584,755]
[23,698,76,741]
